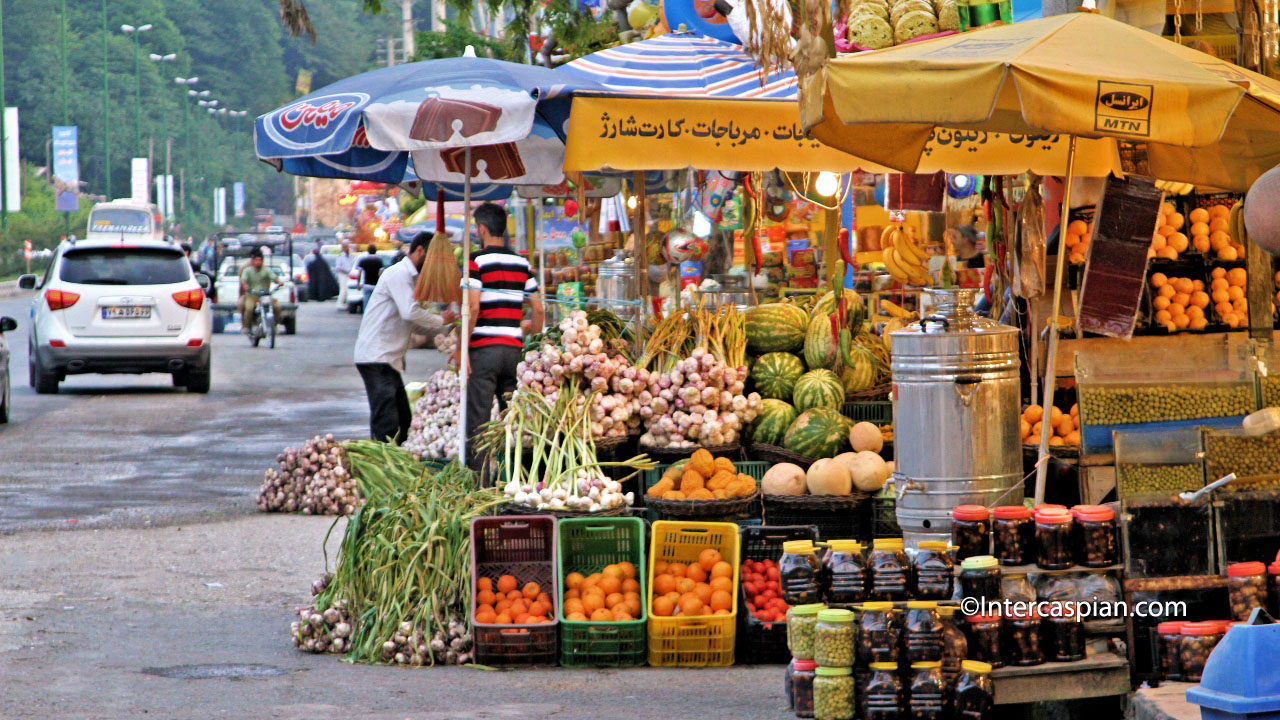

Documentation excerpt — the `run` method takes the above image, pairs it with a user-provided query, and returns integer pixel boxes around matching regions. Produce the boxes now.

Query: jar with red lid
[1034,507,1074,570]
[1179,622,1223,682]
[791,658,818,718]
[1002,611,1044,666]
[965,614,1003,668]
[1269,559,1280,619]
[993,505,1034,566]
[951,505,991,562]
[1157,621,1185,680]
[1071,505,1118,567]
[1226,561,1268,621]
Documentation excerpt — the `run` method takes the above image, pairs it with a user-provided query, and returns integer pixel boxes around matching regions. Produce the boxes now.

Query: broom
[414,189,463,303]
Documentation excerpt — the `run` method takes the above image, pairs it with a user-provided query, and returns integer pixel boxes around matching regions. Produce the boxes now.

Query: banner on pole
[233,182,245,217]
[296,69,313,95]
[52,126,79,212]
[155,175,167,219]
[4,107,20,212]
[165,175,175,219]
[131,158,149,204]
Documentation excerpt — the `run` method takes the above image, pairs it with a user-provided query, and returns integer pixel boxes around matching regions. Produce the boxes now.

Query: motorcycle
[248,288,277,348]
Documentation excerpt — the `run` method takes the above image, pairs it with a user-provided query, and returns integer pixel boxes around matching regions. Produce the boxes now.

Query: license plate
[102,305,151,319]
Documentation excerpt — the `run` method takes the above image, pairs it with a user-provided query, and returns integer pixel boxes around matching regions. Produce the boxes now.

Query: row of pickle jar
[786,603,992,719]
[951,504,1119,569]
[780,539,956,604]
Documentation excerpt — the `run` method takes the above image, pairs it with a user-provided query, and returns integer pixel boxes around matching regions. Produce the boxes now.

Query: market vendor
[952,225,986,269]
[453,202,544,474]
[353,232,458,443]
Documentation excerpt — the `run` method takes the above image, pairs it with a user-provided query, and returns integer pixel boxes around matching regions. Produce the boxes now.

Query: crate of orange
[646,520,740,666]
[556,517,647,667]
[470,515,558,666]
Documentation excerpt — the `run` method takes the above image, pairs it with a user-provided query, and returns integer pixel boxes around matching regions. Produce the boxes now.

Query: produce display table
[1129,682,1203,720]
[992,652,1131,705]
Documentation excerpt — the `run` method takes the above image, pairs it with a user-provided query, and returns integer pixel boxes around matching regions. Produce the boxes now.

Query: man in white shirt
[354,232,457,443]
[334,240,355,310]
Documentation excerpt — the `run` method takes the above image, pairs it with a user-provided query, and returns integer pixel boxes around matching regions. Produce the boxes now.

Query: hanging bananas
[881,223,933,286]
[1154,179,1195,195]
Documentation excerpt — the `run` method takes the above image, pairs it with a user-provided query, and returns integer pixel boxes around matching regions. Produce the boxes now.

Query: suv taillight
[45,289,80,311]
[172,288,205,310]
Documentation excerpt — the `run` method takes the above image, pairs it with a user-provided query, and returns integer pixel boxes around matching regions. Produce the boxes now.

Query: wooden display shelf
[992,652,1131,705]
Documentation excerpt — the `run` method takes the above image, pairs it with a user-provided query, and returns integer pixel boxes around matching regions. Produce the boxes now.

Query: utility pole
[1,0,7,234]
[60,0,68,125]
[388,36,396,67]
[148,136,154,203]
[165,137,172,226]
[103,0,111,199]
[401,0,415,60]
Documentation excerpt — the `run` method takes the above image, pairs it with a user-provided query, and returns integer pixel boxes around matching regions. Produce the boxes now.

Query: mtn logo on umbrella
[1094,81,1152,137]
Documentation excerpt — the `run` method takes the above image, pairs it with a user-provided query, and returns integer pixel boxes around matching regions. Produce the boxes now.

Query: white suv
[18,237,213,394]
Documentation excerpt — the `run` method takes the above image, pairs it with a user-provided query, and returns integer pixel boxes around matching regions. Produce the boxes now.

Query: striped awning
[557,32,796,99]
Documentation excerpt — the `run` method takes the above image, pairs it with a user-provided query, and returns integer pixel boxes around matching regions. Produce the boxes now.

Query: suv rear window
[59,248,191,285]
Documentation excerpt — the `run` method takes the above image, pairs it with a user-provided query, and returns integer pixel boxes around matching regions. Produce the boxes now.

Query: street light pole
[60,0,68,125]
[102,0,110,199]
[121,23,152,159]
[1,0,7,234]
[175,76,199,226]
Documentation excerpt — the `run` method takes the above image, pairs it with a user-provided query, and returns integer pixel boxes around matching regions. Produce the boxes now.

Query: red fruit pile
[741,558,788,623]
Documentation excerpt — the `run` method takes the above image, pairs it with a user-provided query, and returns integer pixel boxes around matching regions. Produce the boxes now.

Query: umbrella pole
[1034,135,1078,506]
[633,171,648,352]
[459,147,472,467]
[537,200,546,325]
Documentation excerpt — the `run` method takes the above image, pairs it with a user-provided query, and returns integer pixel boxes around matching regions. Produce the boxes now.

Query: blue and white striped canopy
[557,33,797,99]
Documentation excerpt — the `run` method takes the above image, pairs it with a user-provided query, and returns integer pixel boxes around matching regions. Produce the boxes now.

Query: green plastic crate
[555,517,648,667]
[641,461,767,524]
[842,400,893,426]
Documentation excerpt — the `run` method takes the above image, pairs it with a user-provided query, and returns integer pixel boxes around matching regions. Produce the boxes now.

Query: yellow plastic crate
[646,520,741,667]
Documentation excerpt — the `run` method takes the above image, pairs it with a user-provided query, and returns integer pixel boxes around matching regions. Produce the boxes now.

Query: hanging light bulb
[815,172,839,197]
[626,195,638,211]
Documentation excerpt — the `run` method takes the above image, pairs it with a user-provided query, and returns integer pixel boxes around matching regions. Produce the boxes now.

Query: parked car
[213,256,299,334]
[0,315,17,422]
[18,236,213,394]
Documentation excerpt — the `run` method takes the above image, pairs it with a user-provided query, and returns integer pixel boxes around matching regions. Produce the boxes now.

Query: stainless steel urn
[889,288,1023,548]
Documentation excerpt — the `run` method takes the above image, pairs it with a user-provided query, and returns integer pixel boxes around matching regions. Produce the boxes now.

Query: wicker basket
[639,441,742,464]
[593,434,632,457]
[646,490,759,518]
[498,502,627,518]
[747,443,815,469]
[761,492,873,511]
[845,382,891,401]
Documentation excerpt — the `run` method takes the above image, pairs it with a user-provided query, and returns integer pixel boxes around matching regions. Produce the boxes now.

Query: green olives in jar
[813,666,855,720]
[788,603,825,661]
[815,609,856,667]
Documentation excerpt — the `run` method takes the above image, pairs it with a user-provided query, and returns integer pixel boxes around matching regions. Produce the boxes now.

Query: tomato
[767,580,781,594]
[766,567,780,581]
[743,581,757,596]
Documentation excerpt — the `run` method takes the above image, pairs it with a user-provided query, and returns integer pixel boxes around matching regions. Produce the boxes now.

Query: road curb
[0,280,31,300]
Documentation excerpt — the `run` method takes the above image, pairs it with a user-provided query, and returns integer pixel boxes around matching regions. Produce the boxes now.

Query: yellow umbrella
[801,11,1280,192]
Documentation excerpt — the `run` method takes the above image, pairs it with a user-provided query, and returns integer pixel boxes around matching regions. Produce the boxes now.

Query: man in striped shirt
[455,202,544,472]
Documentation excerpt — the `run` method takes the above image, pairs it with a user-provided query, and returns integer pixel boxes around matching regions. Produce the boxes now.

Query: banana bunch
[879,299,918,353]
[881,223,933,286]
[1228,199,1246,254]
[1154,179,1195,195]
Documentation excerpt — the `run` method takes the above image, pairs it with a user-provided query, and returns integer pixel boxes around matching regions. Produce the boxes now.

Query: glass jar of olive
[953,660,995,719]
[815,609,857,668]
[813,666,856,720]
[951,505,991,561]
[937,606,968,696]
[965,614,1003,668]
[993,505,1034,566]
[1003,610,1044,666]
[1179,622,1223,682]
[1071,505,1118,567]
[781,540,824,605]
[904,601,944,664]
[959,555,1001,605]
[1156,621,1185,681]
[1034,506,1074,570]
[792,659,818,719]
[1226,561,1268,621]
[823,540,868,604]
[788,603,825,661]
[868,538,909,601]
[857,601,901,666]
[912,541,955,600]
[1044,609,1085,662]
[862,662,904,720]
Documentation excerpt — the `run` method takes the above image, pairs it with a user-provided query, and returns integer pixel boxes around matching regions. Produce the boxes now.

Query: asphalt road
[0,295,442,533]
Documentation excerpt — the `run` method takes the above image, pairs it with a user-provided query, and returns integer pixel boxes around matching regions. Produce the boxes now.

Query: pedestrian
[334,240,355,309]
[354,232,458,444]
[453,202,543,472]
[356,244,384,313]
[305,247,340,301]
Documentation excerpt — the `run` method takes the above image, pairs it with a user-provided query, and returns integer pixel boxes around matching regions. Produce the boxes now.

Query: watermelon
[746,303,809,353]
[784,408,852,458]
[750,352,806,399]
[842,345,877,392]
[804,314,841,372]
[792,369,845,413]
[814,289,867,329]
[748,399,798,446]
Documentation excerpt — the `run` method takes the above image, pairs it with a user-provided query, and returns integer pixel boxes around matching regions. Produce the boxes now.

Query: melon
[804,314,842,371]
[750,352,806,400]
[761,462,807,495]
[843,345,877,392]
[849,451,891,492]
[748,399,799,446]
[806,457,852,495]
[793,369,845,413]
[745,303,809,353]
[784,408,852,458]
[849,421,884,453]
[813,289,867,329]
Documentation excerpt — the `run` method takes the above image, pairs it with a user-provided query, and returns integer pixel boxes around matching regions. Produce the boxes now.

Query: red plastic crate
[470,515,558,666]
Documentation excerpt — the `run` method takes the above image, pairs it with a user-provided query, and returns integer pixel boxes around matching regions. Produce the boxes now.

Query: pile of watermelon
[743,292,887,459]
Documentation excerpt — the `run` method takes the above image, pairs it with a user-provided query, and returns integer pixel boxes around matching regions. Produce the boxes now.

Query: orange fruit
[564,598,585,616]
[528,601,549,617]
[1190,316,1208,330]
[565,588,580,600]
[1189,207,1210,224]
[475,609,496,624]
[1210,231,1231,250]
[509,600,528,615]
[1228,286,1245,302]
[698,549,722,572]
[600,576,622,595]
[653,561,668,576]
[621,578,640,594]
[1216,301,1233,317]
[1174,313,1190,329]
[617,561,637,579]
[602,565,623,580]
[1068,219,1088,236]
[495,612,512,624]
[1153,295,1170,311]
[537,592,551,606]
[654,574,676,596]
[1168,233,1189,254]
[1174,277,1193,294]
[1158,284,1176,298]
[1049,436,1064,446]
[1156,225,1175,238]
[477,590,496,607]
[1169,212,1185,230]
[1070,403,1078,417]
[1048,406,1063,424]
[1190,291,1210,308]
[1212,266,1227,279]
[514,613,531,624]
[1212,288,1231,304]
[625,597,642,617]
[497,575,518,594]
[1212,278,1229,291]
[1210,204,1230,219]
[1154,309,1172,325]
[1161,201,1177,216]
[710,562,733,580]
[1068,252,1086,265]
[1165,321,1178,332]
[1210,217,1230,232]
[685,564,708,583]
[1224,312,1240,328]
[1168,303,1185,318]
[582,593,605,614]
[714,609,732,616]
[1023,404,1044,423]
[496,599,512,613]
[653,596,675,617]
[1064,430,1082,445]
[1150,272,1168,288]
[1187,305,1205,320]
[1193,235,1211,254]
[1189,221,1210,237]
[508,590,523,601]
[1031,421,1043,438]
[710,590,733,612]
[1228,268,1248,286]
[478,577,493,592]
[1020,419,1032,439]
[590,608,614,622]
[679,594,705,616]
[605,592,625,610]
[1065,231,1082,248]
[1172,292,1190,308]
[666,563,687,578]
[613,609,633,622]
[693,583,714,604]
[663,591,681,606]
[1151,234,1168,251]
[565,572,584,589]
[710,576,733,594]
[675,577,696,595]
[567,612,588,622]
[1054,414,1073,435]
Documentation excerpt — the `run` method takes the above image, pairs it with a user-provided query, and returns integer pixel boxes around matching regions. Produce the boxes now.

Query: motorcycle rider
[238,247,282,335]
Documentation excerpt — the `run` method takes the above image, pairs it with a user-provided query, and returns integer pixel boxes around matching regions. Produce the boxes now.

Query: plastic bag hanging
[1013,176,1046,299]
